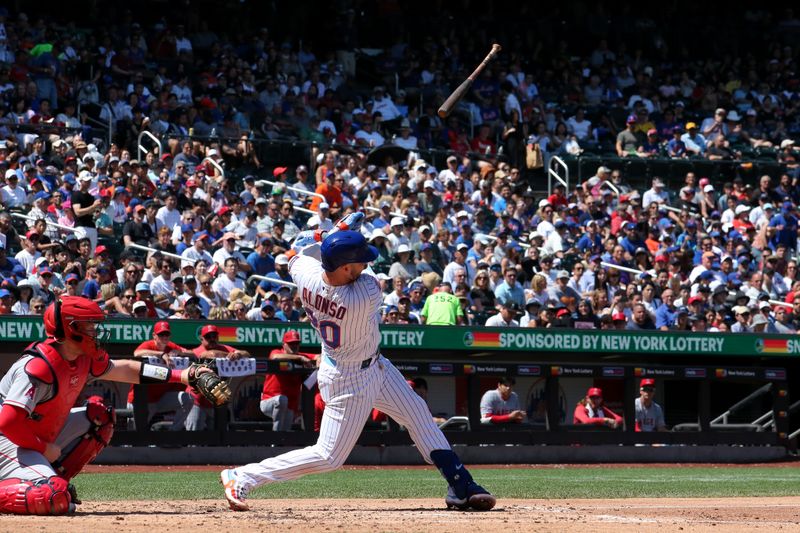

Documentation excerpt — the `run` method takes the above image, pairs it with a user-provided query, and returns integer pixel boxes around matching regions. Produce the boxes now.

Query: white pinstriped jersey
[289,255,383,363]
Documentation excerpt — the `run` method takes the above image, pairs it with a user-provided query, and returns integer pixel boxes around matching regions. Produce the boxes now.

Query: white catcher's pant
[236,355,450,487]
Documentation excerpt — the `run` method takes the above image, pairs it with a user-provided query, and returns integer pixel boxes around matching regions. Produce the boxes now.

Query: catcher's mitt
[187,362,231,406]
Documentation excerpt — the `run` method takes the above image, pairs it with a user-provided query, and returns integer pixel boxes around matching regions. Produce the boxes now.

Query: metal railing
[548,155,569,195]
[254,179,324,201]
[248,274,298,289]
[137,131,163,163]
[126,243,198,264]
[10,213,84,236]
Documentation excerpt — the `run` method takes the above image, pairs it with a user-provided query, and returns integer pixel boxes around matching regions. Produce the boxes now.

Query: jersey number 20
[304,307,341,348]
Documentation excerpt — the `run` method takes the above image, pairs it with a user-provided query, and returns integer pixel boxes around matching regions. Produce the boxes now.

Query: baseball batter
[222,215,495,512]
[0,296,215,515]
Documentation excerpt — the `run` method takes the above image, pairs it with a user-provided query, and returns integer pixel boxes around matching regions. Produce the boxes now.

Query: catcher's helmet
[320,230,378,272]
[44,296,106,357]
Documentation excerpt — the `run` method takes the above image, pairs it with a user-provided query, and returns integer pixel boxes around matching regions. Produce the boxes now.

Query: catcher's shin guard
[53,396,115,480]
[0,476,74,515]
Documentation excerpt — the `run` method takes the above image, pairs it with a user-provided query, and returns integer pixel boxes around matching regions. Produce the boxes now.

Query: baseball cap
[135,282,151,292]
[686,122,698,130]
[319,202,330,210]
[391,217,405,227]
[154,321,171,335]
[423,179,435,189]
[612,312,627,322]
[456,243,469,251]
[201,325,219,337]
[640,378,656,388]
[64,273,79,283]
[283,330,301,343]
[181,223,194,233]
[273,166,288,177]
[95,245,108,255]
[132,301,147,312]
[275,254,289,265]
[587,387,603,398]
[557,270,569,279]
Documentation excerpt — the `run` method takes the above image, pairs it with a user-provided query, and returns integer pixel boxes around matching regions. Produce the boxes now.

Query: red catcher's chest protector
[22,340,109,442]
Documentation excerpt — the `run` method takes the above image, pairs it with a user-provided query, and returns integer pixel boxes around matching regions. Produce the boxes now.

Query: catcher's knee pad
[0,476,73,515]
[54,397,115,480]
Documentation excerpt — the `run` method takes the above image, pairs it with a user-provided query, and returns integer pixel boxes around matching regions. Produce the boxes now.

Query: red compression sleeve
[489,414,512,423]
[0,404,47,453]
[168,369,183,383]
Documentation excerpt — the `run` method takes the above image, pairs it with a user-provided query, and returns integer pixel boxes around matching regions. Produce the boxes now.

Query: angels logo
[70,375,80,387]
[24,385,35,399]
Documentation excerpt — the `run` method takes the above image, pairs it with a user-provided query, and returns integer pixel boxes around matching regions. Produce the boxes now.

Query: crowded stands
[1,5,800,334]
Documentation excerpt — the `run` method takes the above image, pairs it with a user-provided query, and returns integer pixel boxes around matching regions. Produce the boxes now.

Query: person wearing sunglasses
[634,379,667,432]
[126,321,195,431]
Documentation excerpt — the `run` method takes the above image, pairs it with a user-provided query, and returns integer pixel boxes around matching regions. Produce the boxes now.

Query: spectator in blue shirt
[619,221,645,255]
[655,289,677,330]
[768,202,798,252]
[247,237,276,276]
[274,295,300,321]
[493,268,525,307]
[258,254,293,295]
[575,219,603,254]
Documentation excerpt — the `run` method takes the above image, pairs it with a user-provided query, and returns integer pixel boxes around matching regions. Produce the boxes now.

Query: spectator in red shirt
[186,324,250,430]
[260,330,316,431]
[470,124,496,155]
[546,183,569,211]
[573,387,622,429]
[126,321,195,430]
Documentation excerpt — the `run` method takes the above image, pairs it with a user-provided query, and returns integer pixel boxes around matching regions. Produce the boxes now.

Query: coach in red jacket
[573,387,622,428]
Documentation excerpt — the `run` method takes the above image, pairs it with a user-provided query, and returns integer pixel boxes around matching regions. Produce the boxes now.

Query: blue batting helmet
[320,230,379,272]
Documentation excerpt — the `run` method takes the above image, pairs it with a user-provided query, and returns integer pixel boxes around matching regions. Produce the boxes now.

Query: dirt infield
[5,497,800,532]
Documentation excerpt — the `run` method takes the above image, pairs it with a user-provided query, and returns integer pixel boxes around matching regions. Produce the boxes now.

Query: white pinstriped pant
[235,355,451,487]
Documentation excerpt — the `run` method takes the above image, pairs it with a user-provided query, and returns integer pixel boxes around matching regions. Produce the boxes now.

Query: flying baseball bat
[438,43,502,119]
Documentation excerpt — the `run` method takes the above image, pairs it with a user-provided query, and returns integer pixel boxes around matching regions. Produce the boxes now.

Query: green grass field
[74,467,800,500]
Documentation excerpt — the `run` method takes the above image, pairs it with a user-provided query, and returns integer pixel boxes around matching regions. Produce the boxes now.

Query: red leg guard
[54,398,115,481]
[0,476,72,515]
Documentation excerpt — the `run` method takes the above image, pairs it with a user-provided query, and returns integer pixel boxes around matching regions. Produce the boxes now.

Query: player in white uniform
[221,215,495,512]
[634,378,667,432]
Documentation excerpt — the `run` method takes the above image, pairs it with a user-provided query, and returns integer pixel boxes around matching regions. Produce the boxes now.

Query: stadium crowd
[1,6,800,334]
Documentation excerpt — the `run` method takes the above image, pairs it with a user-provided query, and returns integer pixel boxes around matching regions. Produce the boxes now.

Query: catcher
[0,296,229,515]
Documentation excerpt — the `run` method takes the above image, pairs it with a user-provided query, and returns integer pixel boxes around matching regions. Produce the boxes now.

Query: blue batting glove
[292,230,325,252]
[333,212,365,233]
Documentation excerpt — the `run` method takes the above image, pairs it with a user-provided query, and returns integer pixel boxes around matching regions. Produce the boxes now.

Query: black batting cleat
[445,482,496,511]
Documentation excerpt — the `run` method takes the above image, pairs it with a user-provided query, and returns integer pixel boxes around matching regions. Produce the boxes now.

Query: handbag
[526,142,544,169]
